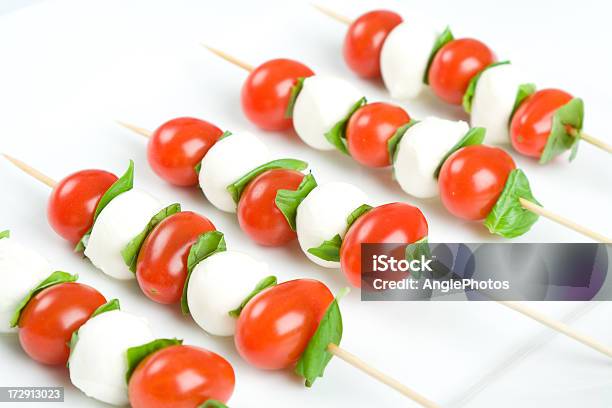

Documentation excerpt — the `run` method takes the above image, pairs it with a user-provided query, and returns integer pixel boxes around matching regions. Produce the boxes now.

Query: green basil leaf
[434,127,486,179]
[285,77,306,118]
[10,271,78,327]
[509,83,536,125]
[346,204,372,229]
[125,338,183,383]
[307,234,342,263]
[227,159,308,204]
[423,26,454,84]
[0,230,9,239]
[463,61,511,114]
[404,237,430,279]
[194,161,202,174]
[387,120,419,165]
[75,160,135,252]
[275,173,318,231]
[219,130,232,140]
[91,298,121,319]
[324,97,367,155]
[181,231,227,315]
[121,203,181,273]
[539,98,584,164]
[228,275,277,318]
[198,400,229,408]
[484,169,540,238]
[295,288,347,387]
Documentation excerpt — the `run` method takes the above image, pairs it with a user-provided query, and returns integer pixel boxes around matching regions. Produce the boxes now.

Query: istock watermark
[360,243,611,301]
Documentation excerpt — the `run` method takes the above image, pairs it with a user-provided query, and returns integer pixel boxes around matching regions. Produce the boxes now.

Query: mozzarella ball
[394,117,470,198]
[380,21,440,99]
[470,63,523,145]
[296,182,369,268]
[199,132,270,212]
[68,310,154,406]
[292,75,362,151]
[187,250,269,336]
[0,238,53,333]
[84,189,163,280]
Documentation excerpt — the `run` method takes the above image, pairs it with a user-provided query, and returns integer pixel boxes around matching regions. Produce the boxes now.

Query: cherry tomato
[237,169,304,246]
[428,38,496,105]
[18,282,106,365]
[241,59,314,131]
[340,203,428,287]
[439,145,516,221]
[128,345,235,408]
[47,170,118,244]
[510,89,574,158]
[148,117,222,187]
[343,10,403,78]
[136,211,216,304]
[346,102,410,167]
[235,279,333,370]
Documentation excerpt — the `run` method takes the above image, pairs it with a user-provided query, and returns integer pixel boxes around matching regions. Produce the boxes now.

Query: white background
[0,0,611,407]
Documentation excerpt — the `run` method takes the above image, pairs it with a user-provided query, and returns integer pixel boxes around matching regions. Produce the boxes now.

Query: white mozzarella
[84,189,163,280]
[198,132,270,213]
[292,75,362,151]
[380,21,440,99]
[0,238,53,333]
[68,310,154,406]
[296,182,369,268]
[394,117,470,198]
[187,250,269,336]
[470,63,523,145]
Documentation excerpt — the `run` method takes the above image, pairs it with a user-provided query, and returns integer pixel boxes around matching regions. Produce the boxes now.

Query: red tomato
[241,58,314,131]
[340,203,428,287]
[237,169,304,246]
[18,282,106,365]
[235,279,333,370]
[343,10,403,78]
[346,102,410,167]
[128,345,235,408]
[428,38,496,105]
[136,211,216,304]
[148,117,222,187]
[510,89,574,158]
[47,170,118,244]
[439,145,516,221]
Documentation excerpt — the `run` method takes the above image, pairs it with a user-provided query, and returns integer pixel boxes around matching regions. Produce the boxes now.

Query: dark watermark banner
[360,243,610,301]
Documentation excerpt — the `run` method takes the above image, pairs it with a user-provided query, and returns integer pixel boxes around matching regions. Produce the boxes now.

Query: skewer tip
[311,3,353,25]
[2,153,57,188]
[201,43,254,72]
[115,120,152,138]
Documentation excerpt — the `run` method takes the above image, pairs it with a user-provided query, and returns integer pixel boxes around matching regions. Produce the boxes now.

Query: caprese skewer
[201,50,609,243]
[117,120,433,280]
[0,230,235,407]
[313,5,612,162]
[1,156,442,407]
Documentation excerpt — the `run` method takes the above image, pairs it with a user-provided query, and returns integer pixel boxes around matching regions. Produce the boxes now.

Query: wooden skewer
[2,153,57,188]
[328,344,441,407]
[580,132,612,154]
[312,4,353,25]
[497,301,612,358]
[115,120,152,138]
[202,44,254,72]
[519,198,611,243]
